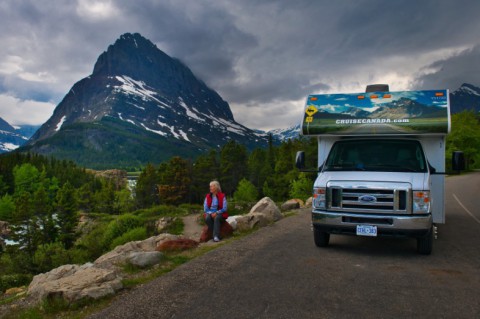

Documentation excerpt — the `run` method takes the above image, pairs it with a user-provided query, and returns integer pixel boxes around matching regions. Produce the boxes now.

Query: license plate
[356,225,377,237]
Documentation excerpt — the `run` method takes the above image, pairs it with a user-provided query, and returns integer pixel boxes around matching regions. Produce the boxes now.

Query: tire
[313,228,330,247]
[417,226,433,255]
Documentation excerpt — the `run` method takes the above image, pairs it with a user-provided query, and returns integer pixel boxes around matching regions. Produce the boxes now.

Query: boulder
[226,216,239,230]
[157,238,199,252]
[235,213,270,231]
[27,263,122,303]
[249,197,283,222]
[127,251,163,267]
[199,222,234,242]
[94,234,178,269]
[305,197,313,208]
[281,199,302,211]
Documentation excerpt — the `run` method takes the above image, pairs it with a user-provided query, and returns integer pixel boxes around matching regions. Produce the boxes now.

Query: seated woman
[204,180,228,242]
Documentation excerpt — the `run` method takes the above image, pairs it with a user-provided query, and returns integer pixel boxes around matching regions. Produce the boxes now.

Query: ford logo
[359,195,377,203]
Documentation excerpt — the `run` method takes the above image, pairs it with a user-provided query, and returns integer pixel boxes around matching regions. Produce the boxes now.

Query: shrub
[109,227,147,250]
[33,242,70,273]
[134,205,184,219]
[289,173,314,201]
[0,274,33,293]
[162,218,184,235]
[102,214,143,248]
[234,179,258,203]
[75,222,110,260]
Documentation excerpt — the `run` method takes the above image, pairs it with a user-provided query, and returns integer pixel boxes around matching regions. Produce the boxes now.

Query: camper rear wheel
[313,228,330,247]
[417,226,433,255]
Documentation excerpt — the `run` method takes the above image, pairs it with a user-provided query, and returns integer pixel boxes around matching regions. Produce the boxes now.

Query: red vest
[205,192,228,219]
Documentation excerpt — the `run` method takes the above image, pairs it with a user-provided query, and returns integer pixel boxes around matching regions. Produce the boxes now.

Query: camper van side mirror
[452,151,465,172]
[295,151,305,169]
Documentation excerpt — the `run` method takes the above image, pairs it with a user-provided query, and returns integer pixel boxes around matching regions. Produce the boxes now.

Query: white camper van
[296,85,464,254]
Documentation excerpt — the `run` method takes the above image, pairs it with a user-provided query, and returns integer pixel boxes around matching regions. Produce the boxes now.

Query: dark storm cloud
[412,45,480,91]
[0,0,480,129]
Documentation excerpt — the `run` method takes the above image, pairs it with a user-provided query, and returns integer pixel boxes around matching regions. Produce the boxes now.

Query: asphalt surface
[89,172,480,319]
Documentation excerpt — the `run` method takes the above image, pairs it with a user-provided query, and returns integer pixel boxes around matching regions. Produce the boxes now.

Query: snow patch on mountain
[141,123,167,137]
[114,76,165,107]
[56,116,67,131]
[0,142,19,151]
[454,85,480,96]
[178,97,203,121]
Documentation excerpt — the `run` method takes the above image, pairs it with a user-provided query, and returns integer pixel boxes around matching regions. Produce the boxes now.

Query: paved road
[90,173,480,319]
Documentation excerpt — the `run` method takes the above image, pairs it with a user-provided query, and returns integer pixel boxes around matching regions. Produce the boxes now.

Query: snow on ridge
[156,119,190,142]
[178,129,190,142]
[460,86,480,96]
[178,97,204,122]
[55,116,67,131]
[114,76,165,108]
[209,116,247,135]
[141,123,167,136]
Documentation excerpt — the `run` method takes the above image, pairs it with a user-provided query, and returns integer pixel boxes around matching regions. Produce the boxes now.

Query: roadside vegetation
[0,136,317,295]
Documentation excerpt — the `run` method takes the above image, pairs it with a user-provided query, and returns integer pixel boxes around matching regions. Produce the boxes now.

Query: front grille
[327,182,411,214]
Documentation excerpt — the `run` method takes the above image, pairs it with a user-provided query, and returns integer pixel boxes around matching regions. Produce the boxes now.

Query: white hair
[210,180,221,192]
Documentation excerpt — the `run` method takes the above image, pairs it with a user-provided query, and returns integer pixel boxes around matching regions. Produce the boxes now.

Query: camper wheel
[313,228,330,247]
[417,226,433,255]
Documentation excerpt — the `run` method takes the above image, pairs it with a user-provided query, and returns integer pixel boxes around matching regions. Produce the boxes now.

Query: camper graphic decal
[301,90,449,135]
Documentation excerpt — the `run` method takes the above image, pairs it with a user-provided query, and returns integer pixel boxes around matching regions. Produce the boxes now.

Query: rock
[127,251,163,267]
[4,286,26,296]
[155,217,175,233]
[157,239,199,252]
[199,222,234,243]
[27,263,122,303]
[249,197,283,222]
[281,199,303,211]
[226,216,239,230]
[94,234,178,269]
[305,197,313,208]
[235,213,270,231]
[85,169,128,190]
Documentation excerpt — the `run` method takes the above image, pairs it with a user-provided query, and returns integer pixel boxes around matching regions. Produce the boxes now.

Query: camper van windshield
[324,140,427,172]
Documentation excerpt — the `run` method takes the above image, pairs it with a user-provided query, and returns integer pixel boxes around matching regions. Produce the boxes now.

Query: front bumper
[312,210,432,238]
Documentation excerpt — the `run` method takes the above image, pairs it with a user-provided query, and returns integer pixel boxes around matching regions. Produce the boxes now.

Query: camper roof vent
[366,84,389,92]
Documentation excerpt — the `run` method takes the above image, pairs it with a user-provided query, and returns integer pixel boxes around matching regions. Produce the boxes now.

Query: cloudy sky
[1,0,480,130]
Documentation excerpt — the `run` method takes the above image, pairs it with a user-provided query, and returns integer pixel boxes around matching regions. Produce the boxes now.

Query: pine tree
[247,148,268,195]
[135,163,159,208]
[219,141,248,196]
[55,182,78,249]
[158,157,191,205]
[447,111,480,170]
[33,186,57,244]
[191,150,219,203]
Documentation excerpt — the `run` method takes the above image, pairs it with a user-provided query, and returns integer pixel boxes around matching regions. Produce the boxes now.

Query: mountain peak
[93,33,170,78]
[24,33,265,168]
[454,83,480,96]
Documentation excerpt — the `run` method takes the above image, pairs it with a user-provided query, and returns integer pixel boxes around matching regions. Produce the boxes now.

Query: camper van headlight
[413,191,430,214]
[313,187,326,209]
